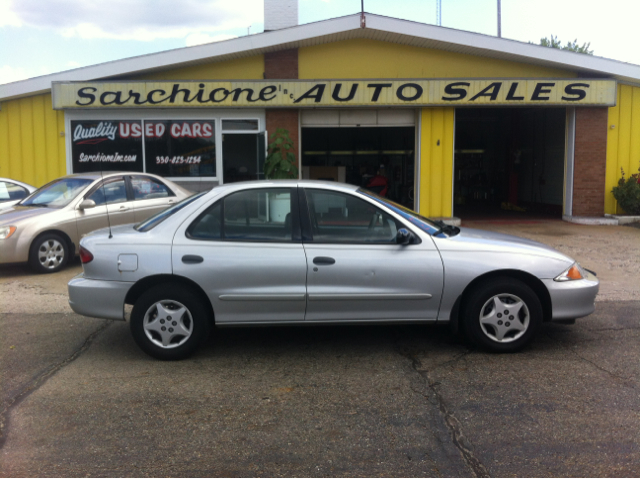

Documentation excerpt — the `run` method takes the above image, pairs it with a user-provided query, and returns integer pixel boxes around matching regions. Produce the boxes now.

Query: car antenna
[99,170,113,239]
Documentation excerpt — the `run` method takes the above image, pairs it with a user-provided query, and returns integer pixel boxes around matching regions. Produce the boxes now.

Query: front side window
[359,189,440,235]
[21,178,93,208]
[86,178,127,205]
[0,182,29,203]
[187,188,294,242]
[305,189,399,243]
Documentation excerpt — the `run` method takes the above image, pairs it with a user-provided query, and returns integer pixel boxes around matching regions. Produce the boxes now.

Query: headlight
[554,262,586,282]
[0,226,17,239]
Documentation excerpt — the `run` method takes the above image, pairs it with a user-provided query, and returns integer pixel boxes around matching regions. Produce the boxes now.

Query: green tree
[538,35,594,54]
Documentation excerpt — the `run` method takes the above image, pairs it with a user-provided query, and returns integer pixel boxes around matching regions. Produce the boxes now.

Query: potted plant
[265,128,299,180]
[612,167,640,215]
[264,128,299,221]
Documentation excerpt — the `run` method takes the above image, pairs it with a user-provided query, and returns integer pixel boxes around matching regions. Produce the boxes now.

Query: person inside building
[366,164,389,196]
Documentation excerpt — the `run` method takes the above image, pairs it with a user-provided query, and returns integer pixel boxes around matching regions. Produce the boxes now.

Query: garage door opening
[301,126,416,209]
[454,108,566,220]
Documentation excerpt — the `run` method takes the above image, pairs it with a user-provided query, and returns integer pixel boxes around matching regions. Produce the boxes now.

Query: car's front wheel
[130,284,211,360]
[29,233,69,274]
[462,278,542,353]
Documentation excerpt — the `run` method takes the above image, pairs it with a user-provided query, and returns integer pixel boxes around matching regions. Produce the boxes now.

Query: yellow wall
[300,39,577,79]
[132,54,264,80]
[0,94,66,187]
[419,107,455,218]
[606,84,640,214]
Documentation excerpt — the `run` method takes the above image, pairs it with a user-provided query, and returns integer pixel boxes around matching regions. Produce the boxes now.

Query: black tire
[462,278,543,353]
[130,284,212,360]
[29,233,69,274]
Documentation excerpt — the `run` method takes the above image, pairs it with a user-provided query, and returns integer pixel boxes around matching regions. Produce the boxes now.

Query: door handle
[313,256,335,265]
[182,255,204,264]
[118,205,129,211]
[168,199,176,205]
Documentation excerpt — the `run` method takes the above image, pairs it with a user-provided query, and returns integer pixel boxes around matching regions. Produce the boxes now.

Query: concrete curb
[605,214,640,225]
[562,215,619,225]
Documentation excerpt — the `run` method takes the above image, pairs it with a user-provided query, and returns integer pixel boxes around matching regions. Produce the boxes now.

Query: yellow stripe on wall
[419,107,455,218]
[131,55,264,81]
[606,85,640,214]
[300,39,578,80]
[0,94,66,187]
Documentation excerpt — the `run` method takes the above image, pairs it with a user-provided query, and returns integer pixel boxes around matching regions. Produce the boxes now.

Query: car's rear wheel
[462,278,542,353]
[130,284,211,360]
[29,233,69,274]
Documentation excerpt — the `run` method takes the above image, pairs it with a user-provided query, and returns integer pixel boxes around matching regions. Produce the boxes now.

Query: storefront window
[143,120,216,177]
[69,115,263,181]
[71,120,143,173]
[222,132,265,183]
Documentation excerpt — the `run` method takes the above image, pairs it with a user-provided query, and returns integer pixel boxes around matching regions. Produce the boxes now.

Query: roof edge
[2,13,640,102]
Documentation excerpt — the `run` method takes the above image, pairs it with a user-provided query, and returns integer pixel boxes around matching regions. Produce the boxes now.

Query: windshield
[21,178,93,208]
[135,192,205,232]
[359,188,444,235]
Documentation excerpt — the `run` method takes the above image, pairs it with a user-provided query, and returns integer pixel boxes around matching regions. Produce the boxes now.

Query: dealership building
[1,2,640,222]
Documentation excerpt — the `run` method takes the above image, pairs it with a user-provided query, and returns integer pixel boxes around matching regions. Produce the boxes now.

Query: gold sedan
[0,172,193,273]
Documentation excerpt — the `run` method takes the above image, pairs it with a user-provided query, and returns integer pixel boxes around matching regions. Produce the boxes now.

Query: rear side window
[130,176,174,200]
[187,188,295,242]
[135,192,204,232]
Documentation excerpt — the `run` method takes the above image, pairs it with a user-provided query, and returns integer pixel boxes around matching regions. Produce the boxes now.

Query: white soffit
[3,13,640,102]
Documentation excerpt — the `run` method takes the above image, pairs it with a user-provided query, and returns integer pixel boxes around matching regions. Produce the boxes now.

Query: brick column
[264,49,299,168]
[572,108,608,216]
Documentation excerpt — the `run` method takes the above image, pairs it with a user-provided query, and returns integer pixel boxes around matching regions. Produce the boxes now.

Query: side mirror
[78,199,96,210]
[396,228,412,245]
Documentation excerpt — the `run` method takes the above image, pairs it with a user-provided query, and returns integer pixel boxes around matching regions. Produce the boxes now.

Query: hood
[0,205,56,225]
[0,200,20,212]
[434,227,573,263]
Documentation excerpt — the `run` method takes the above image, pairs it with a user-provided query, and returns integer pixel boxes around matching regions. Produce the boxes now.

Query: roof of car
[208,179,361,195]
[60,172,165,181]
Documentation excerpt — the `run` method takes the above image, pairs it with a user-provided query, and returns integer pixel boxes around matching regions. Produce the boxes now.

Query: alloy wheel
[479,293,530,343]
[38,238,65,270]
[143,299,194,349]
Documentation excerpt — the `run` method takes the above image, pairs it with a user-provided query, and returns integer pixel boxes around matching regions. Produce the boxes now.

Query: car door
[301,188,444,322]
[75,176,136,238]
[128,175,178,222]
[172,186,308,323]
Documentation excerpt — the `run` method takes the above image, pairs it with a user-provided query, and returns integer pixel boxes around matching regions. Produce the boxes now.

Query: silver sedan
[68,180,599,359]
[0,172,192,273]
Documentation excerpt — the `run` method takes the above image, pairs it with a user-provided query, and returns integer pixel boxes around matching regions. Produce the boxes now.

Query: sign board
[70,119,216,176]
[53,79,617,109]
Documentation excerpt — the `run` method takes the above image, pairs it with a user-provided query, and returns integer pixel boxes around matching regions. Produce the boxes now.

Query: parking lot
[1,221,639,477]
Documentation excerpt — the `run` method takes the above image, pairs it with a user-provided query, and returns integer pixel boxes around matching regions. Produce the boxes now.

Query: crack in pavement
[0,320,112,450]
[398,348,491,478]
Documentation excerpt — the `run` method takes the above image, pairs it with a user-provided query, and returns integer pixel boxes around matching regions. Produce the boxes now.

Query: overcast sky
[2,0,640,86]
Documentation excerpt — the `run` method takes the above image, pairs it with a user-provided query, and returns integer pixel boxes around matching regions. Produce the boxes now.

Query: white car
[0,178,36,211]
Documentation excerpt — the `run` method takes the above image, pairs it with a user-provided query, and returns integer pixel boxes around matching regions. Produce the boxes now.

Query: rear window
[134,192,204,232]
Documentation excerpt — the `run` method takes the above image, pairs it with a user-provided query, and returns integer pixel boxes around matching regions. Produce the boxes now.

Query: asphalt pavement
[1,221,639,477]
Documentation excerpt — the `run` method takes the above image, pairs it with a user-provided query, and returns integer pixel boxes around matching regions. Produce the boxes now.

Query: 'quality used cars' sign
[52,79,616,109]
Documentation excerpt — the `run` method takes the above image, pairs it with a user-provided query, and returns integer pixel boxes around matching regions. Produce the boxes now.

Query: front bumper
[543,270,600,321]
[68,273,132,321]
